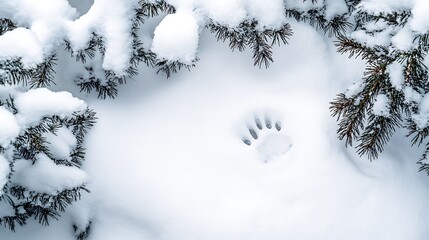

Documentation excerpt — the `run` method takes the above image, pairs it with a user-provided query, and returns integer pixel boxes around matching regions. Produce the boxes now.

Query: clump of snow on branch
[372,94,390,117]
[357,0,429,40]
[358,0,413,14]
[0,0,76,67]
[387,62,404,91]
[0,155,9,195]
[350,20,393,47]
[0,86,94,229]
[196,0,247,27]
[404,86,422,104]
[0,87,88,183]
[0,28,44,68]
[0,0,356,73]
[325,0,348,19]
[412,95,429,129]
[410,0,429,33]
[0,86,88,154]
[151,10,200,64]
[68,0,139,74]
[43,127,77,161]
[12,154,87,195]
[245,0,286,28]
[14,88,87,126]
[391,24,415,51]
[0,0,139,75]
[0,106,20,147]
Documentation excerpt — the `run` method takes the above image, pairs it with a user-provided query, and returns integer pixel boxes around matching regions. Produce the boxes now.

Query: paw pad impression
[241,113,292,163]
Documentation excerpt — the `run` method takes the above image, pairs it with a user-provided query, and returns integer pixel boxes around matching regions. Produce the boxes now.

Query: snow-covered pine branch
[331,0,429,170]
[0,0,353,98]
[0,87,95,231]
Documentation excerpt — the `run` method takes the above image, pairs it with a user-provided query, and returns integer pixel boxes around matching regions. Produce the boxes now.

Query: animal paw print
[241,114,292,163]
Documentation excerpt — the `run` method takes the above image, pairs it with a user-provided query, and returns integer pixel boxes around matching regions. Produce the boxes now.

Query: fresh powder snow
[0,0,429,240]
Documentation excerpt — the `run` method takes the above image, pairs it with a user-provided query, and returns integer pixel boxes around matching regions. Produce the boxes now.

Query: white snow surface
[78,26,429,239]
[14,88,87,126]
[12,154,87,195]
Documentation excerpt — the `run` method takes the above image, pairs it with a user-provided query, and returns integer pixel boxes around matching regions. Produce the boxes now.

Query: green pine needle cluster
[331,6,429,173]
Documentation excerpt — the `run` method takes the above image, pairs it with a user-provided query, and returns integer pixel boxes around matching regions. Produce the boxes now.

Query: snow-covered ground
[2,18,429,239]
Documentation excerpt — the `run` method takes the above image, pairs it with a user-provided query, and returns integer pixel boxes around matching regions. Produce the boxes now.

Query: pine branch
[251,32,273,68]
[9,184,89,226]
[155,59,196,78]
[330,93,367,147]
[406,119,429,146]
[207,20,292,68]
[30,54,57,88]
[335,36,389,62]
[418,143,429,174]
[0,18,16,35]
[356,113,401,160]
[64,33,103,64]
[74,221,92,240]
[0,59,32,85]
[67,108,97,144]
[136,0,175,20]
[324,15,353,37]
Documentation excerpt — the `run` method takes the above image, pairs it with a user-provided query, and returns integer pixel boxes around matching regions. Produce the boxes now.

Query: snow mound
[12,154,87,195]
[14,88,87,126]
[373,94,391,117]
[0,28,43,68]
[43,127,77,160]
[151,10,200,64]
[0,106,20,147]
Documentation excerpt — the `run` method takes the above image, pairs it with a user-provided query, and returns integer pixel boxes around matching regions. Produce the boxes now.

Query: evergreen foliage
[330,5,429,174]
[208,21,293,68]
[73,221,92,240]
[0,16,96,230]
[0,84,96,231]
